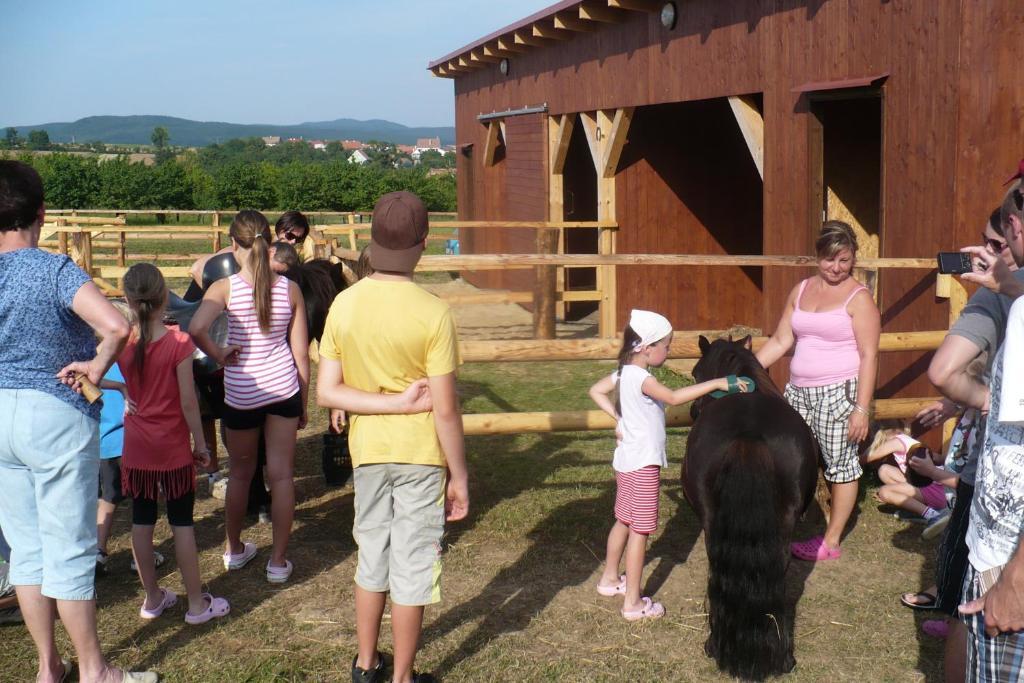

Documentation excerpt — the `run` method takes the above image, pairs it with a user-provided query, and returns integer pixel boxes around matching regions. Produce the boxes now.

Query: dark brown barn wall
[448,0,1024,399]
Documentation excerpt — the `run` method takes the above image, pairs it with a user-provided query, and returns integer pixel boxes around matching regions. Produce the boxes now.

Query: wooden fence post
[212,212,221,252]
[533,227,558,339]
[57,218,68,255]
[347,214,357,250]
[118,231,127,267]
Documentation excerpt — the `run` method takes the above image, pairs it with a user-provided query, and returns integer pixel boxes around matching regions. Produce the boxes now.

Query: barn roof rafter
[427,0,661,79]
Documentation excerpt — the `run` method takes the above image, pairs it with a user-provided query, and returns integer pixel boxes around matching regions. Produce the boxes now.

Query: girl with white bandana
[589,310,751,621]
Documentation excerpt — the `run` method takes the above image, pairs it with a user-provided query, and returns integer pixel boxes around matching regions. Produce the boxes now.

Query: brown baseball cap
[369,191,428,272]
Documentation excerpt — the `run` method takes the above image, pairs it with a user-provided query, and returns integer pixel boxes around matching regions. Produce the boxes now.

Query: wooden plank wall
[450,0,1024,399]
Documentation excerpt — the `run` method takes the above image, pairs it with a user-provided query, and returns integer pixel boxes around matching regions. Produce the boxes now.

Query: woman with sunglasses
[275,211,322,263]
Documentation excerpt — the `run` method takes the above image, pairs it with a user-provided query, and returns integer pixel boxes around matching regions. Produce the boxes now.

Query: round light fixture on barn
[660,2,677,30]
[500,58,510,76]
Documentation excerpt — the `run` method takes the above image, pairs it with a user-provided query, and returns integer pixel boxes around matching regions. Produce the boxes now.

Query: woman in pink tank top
[756,221,881,562]
[191,211,310,584]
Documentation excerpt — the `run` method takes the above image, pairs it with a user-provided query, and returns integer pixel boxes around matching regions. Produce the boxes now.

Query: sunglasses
[276,229,306,243]
[982,233,1008,253]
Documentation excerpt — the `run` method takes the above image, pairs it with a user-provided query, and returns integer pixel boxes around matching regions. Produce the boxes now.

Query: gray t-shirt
[946,270,1024,485]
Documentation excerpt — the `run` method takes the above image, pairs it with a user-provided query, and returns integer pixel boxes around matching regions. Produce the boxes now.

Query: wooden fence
[36,215,966,437]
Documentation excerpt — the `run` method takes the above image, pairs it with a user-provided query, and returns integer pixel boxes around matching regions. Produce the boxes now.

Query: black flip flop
[900,591,937,610]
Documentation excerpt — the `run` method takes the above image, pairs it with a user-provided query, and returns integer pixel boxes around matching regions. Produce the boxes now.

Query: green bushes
[2,142,457,212]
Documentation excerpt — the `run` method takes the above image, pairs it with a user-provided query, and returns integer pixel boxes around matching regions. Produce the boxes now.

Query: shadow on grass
[98,430,357,674]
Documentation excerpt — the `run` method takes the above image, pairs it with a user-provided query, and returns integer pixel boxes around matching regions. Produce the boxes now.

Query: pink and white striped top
[223,273,300,410]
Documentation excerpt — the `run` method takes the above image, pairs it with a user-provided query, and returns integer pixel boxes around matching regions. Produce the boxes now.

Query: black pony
[682,336,818,680]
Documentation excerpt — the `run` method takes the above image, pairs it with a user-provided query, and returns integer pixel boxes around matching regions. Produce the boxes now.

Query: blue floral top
[0,248,98,419]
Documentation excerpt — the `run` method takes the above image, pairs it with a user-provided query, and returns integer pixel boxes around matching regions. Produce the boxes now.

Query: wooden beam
[514,30,546,47]
[533,22,572,41]
[498,120,507,144]
[579,2,626,23]
[470,49,500,64]
[482,121,502,167]
[549,114,575,174]
[482,44,507,60]
[727,95,764,179]
[607,0,661,11]
[554,11,597,32]
[579,111,602,170]
[600,107,634,178]
[497,37,528,54]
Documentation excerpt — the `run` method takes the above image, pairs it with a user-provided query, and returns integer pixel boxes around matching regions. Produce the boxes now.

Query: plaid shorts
[961,563,1024,681]
[784,379,862,483]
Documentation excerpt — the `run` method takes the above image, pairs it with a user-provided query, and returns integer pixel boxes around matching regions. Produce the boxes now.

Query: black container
[322,429,353,486]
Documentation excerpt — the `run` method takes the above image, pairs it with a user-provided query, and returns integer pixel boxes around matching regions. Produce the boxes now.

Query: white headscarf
[629,309,673,350]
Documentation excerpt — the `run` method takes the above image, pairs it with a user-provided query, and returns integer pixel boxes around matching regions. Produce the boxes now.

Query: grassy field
[2,359,944,682]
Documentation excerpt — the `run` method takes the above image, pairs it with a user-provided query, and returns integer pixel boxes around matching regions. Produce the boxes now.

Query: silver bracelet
[852,404,870,417]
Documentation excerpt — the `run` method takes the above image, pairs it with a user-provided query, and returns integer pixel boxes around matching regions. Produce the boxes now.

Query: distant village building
[261,136,281,147]
[349,149,371,165]
[415,137,442,150]
[342,139,365,151]
[286,137,303,143]
[310,139,327,151]
[397,144,416,156]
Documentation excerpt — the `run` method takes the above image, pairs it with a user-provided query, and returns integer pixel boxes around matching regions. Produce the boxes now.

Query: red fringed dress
[118,328,197,501]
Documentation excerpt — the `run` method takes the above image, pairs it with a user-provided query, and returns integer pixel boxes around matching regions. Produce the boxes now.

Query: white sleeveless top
[612,365,667,472]
[223,273,300,409]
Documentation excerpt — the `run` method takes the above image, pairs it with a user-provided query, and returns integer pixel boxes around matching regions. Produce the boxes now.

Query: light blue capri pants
[0,389,100,600]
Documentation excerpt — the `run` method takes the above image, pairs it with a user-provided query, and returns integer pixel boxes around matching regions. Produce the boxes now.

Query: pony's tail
[705,437,793,681]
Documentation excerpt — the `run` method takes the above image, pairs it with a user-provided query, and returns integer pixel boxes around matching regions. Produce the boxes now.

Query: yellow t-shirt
[319,277,460,467]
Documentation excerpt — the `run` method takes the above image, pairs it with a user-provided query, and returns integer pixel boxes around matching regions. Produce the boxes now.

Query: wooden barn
[429,0,1024,398]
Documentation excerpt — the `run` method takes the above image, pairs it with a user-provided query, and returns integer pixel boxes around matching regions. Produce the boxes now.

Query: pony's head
[690,335,780,420]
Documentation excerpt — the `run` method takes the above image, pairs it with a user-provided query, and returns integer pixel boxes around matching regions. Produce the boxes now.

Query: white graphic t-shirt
[966,297,1024,572]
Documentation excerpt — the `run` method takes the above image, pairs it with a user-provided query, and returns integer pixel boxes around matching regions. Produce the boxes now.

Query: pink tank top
[789,278,866,388]
[224,273,300,409]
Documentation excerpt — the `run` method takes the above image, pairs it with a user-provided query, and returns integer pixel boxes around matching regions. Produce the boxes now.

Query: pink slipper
[596,574,626,597]
[622,596,665,621]
[791,536,841,562]
[184,593,230,625]
[923,619,950,639]
[139,588,177,620]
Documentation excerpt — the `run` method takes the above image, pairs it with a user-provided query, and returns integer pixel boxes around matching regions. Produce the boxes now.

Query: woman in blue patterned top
[0,161,155,683]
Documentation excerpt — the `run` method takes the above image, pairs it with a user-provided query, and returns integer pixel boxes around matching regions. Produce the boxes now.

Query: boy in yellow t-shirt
[317,191,469,683]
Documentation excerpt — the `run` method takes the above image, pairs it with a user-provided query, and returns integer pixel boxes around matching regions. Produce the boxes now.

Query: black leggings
[132,491,196,527]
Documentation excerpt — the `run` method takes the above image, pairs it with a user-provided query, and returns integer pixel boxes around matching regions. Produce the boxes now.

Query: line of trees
[1,143,456,212]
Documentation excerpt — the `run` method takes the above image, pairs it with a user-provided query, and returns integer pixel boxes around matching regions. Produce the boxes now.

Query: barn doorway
[561,117,599,321]
[808,91,884,295]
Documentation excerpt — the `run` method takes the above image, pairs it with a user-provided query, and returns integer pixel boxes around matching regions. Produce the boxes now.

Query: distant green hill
[3,115,455,147]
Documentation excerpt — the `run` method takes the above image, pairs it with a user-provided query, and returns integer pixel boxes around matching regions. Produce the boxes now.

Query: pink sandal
[622,596,665,621]
[184,593,230,625]
[139,588,177,620]
[596,574,626,597]
[791,536,841,562]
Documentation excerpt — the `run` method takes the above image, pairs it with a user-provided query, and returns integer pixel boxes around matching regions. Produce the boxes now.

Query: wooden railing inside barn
[39,217,967,438]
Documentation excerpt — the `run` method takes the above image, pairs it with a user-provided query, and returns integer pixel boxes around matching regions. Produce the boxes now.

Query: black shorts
[98,457,124,504]
[935,480,974,616]
[132,491,195,527]
[222,391,303,431]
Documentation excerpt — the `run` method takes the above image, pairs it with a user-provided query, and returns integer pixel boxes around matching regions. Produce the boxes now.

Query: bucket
[322,429,353,486]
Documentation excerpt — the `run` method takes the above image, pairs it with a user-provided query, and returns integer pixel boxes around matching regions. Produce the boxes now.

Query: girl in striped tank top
[191,211,310,584]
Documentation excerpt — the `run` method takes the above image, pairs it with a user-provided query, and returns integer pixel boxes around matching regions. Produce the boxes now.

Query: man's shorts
[98,457,124,504]
[961,563,1024,681]
[352,463,445,606]
[222,391,302,431]
[614,465,661,535]
[784,378,862,483]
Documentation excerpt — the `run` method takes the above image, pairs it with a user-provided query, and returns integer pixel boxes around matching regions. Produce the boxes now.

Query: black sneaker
[351,653,385,683]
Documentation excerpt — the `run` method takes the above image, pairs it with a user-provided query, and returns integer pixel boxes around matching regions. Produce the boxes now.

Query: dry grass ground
[3,360,944,682]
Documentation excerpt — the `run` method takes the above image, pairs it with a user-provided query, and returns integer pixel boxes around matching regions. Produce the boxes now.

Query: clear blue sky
[1,0,553,128]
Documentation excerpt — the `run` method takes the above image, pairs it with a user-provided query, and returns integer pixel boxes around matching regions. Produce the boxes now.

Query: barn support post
[537,114,575,339]
[581,108,631,337]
